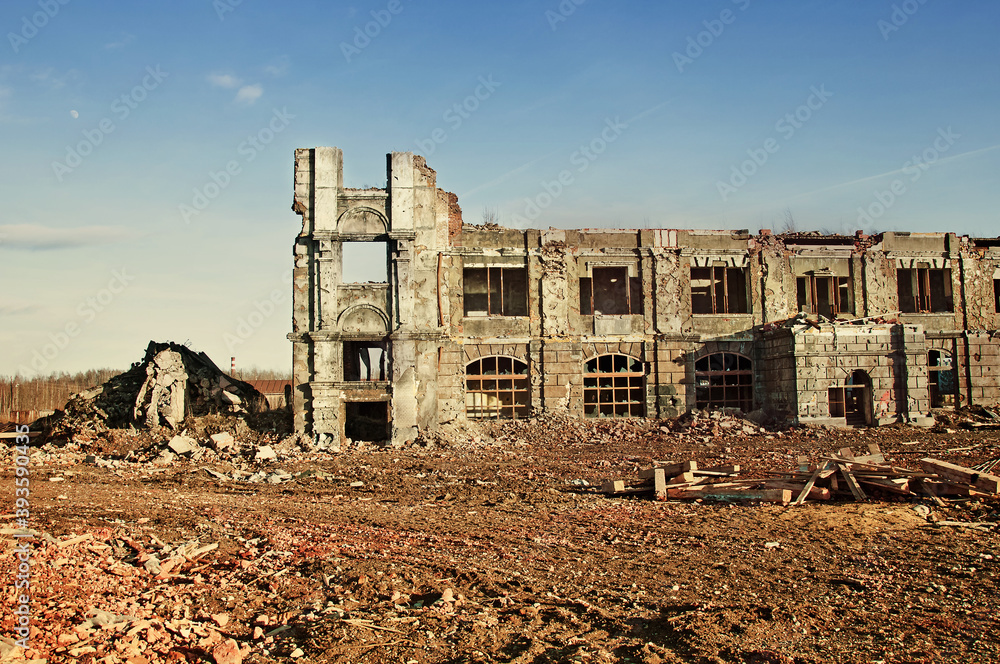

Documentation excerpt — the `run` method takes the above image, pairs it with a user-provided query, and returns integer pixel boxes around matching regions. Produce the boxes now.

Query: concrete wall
[290,148,1000,444]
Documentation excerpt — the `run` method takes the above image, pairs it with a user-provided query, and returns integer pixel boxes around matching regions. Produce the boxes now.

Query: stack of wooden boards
[602,444,1000,505]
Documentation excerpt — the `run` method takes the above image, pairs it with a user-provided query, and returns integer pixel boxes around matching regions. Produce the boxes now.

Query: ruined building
[288,147,1000,446]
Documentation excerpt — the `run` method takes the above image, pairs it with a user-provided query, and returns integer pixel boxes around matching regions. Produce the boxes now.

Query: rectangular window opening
[580,266,643,316]
[343,242,388,284]
[898,268,953,313]
[463,267,528,316]
[691,267,748,314]
[798,274,852,317]
[343,341,387,382]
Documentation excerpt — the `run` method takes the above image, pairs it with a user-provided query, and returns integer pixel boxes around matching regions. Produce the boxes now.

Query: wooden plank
[699,464,741,475]
[666,471,696,485]
[867,443,886,464]
[919,458,1000,494]
[640,461,697,479]
[793,466,824,506]
[651,469,667,499]
[602,480,625,494]
[0,431,41,439]
[836,463,868,501]
[768,480,830,502]
[857,478,911,495]
[918,480,946,507]
[694,488,792,504]
[838,447,856,461]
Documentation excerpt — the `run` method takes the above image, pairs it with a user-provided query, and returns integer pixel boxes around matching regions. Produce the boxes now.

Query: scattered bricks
[167,435,197,455]
[255,446,278,461]
[212,639,247,664]
[209,432,236,451]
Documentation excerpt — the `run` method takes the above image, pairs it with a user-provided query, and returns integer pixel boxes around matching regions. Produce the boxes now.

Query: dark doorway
[845,370,872,427]
[345,402,389,442]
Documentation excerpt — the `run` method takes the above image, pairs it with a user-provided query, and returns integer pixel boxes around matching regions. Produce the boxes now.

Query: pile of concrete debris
[48,341,265,438]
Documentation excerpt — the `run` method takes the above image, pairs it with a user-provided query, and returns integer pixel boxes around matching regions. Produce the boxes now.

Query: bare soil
[3,417,999,664]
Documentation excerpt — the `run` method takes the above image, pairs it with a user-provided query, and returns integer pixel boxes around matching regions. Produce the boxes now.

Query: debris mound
[48,341,265,437]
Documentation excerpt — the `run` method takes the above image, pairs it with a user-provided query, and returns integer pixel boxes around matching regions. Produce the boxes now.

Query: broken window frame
[897,267,953,313]
[694,352,753,413]
[583,354,646,418]
[928,349,957,408]
[579,266,643,316]
[463,267,528,317]
[465,356,530,420]
[690,267,749,315]
[343,341,388,382]
[796,274,853,318]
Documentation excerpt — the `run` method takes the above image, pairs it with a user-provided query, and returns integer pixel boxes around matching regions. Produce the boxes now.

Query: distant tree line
[0,366,290,417]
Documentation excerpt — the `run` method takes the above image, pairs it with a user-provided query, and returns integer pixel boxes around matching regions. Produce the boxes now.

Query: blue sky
[1,0,998,376]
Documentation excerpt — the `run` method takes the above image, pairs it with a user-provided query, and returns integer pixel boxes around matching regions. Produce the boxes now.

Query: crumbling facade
[288,147,1000,445]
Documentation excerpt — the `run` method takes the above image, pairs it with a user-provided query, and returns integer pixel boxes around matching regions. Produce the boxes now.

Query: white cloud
[207,72,242,89]
[0,224,139,251]
[264,56,290,77]
[235,84,263,105]
[103,33,135,50]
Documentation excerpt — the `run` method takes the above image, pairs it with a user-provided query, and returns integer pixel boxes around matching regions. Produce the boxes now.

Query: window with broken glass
[465,357,530,419]
[463,268,528,316]
[897,267,953,313]
[796,274,853,318]
[583,354,645,418]
[690,267,748,315]
[580,267,643,316]
[695,353,753,413]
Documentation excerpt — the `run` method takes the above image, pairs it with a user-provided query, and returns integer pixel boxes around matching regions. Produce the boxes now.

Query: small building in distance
[287,147,1000,446]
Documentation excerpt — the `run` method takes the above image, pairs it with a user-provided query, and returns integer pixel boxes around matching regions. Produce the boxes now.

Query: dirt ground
[3,416,999,664]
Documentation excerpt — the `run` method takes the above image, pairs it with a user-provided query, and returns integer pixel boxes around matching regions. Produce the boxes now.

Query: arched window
[465,357,529,419]
[928,350,957,408]
[583,354,645,418]
[694,352,753,413]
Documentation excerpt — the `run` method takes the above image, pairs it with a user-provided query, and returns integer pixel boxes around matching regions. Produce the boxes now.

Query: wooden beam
[919,458,1000,494]
[836,463,868,501]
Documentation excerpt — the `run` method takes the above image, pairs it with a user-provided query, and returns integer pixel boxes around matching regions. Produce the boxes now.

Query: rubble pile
[48,342,265,438]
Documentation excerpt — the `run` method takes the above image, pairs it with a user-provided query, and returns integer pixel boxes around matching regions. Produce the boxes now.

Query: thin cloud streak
[791,143,1000,201]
